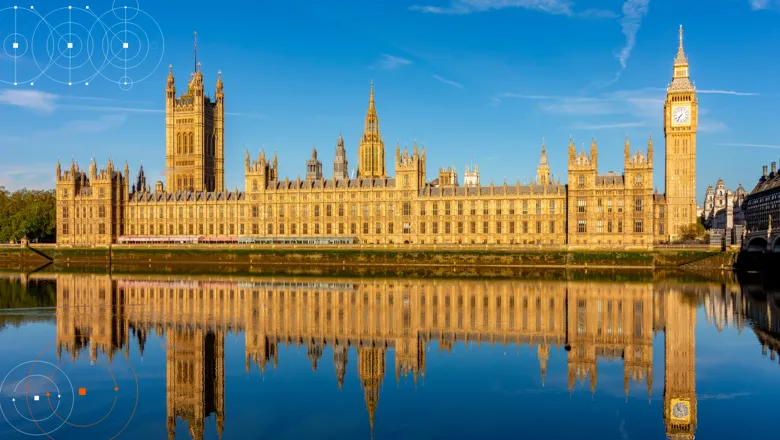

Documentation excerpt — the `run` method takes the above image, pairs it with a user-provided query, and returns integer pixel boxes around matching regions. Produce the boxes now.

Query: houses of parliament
[55,27,699,248]
[44,273,713,439]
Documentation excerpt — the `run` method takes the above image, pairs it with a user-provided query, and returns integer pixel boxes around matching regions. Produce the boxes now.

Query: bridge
[743,229,780,253]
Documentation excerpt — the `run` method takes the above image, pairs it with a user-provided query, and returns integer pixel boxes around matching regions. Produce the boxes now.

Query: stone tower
[306,147,323,181]
[537,140,551,185]
[664,25,698,240]
[357,81,385,179]
[165,32,225,193]
[333,133,349,180]
[165,328,225,440]
[624,135,655,246]
[395,141,426,191]
[663,290,697,440]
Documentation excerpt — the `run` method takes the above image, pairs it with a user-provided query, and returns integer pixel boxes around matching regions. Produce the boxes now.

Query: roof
[419,183,563,197]
[595,175,624,186]
[748,172,780,197]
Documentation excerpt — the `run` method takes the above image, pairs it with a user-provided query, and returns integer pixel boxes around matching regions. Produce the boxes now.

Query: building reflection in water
[43,274,780,439]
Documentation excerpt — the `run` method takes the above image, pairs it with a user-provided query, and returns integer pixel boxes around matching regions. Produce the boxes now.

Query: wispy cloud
[0,89,58,113]
[713,142,780,149]
[572,121,646,130]
[40,114,129,136]
[698,121,728,133]
[749,0,776,10]
[371,54,412,70]
[494,88,735,132]
[61,104,164,114]
[699,392,751,400]
[697,89,760,96]
[432,74,463,88]
[409,0,615,17]
[598,0,650,86]
[495,89,664,120]
[224,112,266,119]
[616,0,650,70]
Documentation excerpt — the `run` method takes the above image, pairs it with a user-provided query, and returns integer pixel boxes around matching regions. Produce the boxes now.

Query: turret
[624,135,630,161]
[333,133,349,180]
[647,134,653,163]
[537,139,551,185]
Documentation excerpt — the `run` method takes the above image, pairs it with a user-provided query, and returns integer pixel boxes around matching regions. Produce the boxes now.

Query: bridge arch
[772,236,780,253]
[747,237,768,252]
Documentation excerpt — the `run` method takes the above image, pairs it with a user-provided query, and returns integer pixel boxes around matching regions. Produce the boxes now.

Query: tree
[0,186,57,243]
[678,222,705,242]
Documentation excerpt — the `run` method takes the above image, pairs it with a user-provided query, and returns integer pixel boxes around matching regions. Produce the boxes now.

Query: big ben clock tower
[664,25,698,241]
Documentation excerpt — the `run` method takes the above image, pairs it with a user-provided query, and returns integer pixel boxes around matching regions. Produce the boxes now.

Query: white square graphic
[123,42,129,49]
[67,42,73,49]
[33,395,39,401]
[12,42,18,49]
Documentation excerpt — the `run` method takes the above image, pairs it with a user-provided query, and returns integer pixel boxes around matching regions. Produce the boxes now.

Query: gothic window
[189,133,194,153]
[577,220,587,233]
[635,174,642,186]
[634,220,643,233]
[549,221,555,233]
[577,199,586,213]
[189,175,194,189]
[635,198,643,212]
[177,133,182,154]
[578,175,585,187]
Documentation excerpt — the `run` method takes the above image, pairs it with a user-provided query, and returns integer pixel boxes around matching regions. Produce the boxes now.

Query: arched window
[189,175,194,189]
[177,177,182,189]
[189,133,194,154]
[177,133,182,154]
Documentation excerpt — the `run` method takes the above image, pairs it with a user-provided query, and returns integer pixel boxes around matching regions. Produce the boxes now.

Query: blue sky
[1,0,779,204]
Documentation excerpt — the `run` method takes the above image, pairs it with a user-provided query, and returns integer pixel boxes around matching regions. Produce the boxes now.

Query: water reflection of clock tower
[663,289,697,440]
[663,25,698,241]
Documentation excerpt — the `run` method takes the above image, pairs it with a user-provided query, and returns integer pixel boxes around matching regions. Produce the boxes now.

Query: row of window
[61,206,107,219]
[125,200,566,220]
[125,220,561,237]
[576,198,645,213]
[576,219,645,234]
[61,223,106,235]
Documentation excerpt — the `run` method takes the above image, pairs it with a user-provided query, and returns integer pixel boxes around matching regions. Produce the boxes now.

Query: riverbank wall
[0,245,737,272]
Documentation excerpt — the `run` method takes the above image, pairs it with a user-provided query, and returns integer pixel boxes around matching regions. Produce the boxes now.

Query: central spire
[357,81,385,178]
[194,31,198,73]
[364,80,379,135]
[674,25,687,66]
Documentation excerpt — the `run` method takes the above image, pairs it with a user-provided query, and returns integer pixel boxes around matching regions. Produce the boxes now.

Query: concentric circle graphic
[0,361,75,437]
[0,2,164,89]
[1,339,140,439]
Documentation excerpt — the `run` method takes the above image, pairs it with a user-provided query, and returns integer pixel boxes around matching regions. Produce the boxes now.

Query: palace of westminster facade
[45,273,711,439]
[55,28,699,248]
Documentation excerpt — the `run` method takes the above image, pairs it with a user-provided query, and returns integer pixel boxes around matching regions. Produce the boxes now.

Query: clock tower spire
[663,25,698,242]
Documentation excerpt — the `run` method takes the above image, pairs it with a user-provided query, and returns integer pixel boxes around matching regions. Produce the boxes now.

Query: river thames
[0,270,778,439]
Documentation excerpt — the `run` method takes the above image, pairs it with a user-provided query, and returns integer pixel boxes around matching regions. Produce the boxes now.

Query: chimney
[763,165,768,177]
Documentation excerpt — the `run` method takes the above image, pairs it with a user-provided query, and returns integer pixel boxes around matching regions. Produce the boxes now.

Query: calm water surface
[0,271,778,439]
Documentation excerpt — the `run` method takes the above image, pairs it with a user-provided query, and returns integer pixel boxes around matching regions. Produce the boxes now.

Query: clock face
[672,106,691,125]
[672,401,690,419]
